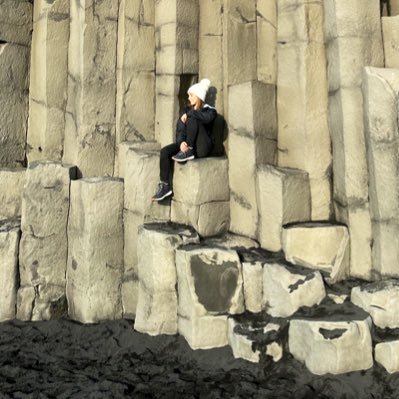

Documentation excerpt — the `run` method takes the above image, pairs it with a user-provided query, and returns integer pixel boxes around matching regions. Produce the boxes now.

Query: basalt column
[17,162,76,321]
[115,0,155,175]
[155,0,199,146]
[27,0,69,162]
[324,0,384,279]
[63,0,119,177]
[277,0,332,220]
[0,0,32,167]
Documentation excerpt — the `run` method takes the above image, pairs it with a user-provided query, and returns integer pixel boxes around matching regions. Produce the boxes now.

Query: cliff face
[2,0,399,375]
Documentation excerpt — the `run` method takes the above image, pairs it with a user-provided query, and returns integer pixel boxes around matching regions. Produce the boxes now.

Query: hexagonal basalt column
[134,223,199,335]
[66,177,124,323]
[176,245,244,349]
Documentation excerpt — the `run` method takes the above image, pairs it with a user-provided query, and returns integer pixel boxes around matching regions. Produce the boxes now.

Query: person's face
[188,92,200,107]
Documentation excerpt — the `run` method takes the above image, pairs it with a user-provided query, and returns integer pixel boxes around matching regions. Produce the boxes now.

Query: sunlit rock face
[375,341,399,373]
[17,162,76,321]
[0,168,25,220]
[134,223,199,336]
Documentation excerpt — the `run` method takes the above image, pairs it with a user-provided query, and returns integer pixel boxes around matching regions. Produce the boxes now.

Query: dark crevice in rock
[318,327,347,340]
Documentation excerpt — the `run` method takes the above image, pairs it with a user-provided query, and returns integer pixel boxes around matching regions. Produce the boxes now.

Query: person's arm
[187,106,217,124]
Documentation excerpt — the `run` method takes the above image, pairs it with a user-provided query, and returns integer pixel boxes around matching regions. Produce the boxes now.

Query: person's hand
[180,142,188,152]
[180,113,187,124]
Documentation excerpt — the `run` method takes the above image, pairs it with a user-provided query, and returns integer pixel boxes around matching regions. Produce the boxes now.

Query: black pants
[160,117,213,183]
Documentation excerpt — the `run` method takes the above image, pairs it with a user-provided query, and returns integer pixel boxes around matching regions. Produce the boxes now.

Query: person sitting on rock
[152,78,217,201]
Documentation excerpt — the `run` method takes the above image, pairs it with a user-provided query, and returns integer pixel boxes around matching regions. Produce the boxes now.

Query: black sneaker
[172,149,195,162]
[152,182,172,201]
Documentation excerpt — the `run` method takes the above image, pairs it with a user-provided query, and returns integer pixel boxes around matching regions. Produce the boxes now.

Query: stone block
[351,281,399,329]
[18,162,76,321]
[173,157,229,205]
[0,43,30,167]
[63,0,119,176]
[363,67,399,277]
[257,0,277,84]
[242,261,263,313]
[204,233,259,251]
[134,223,199,335]
[66,178,124,323]
[0,168,25,220]
[263,262,326,318]
[179,314,228,350]
[223,0,257,88]
[0,0,32,46]
[289,316,373,375]
[382,16,399,68]
[27,0,69,163]
[375,341,399,374]
[282,223,350,283]
[256,165,311,252]
[0,219,20,321]
[171,199,229,237]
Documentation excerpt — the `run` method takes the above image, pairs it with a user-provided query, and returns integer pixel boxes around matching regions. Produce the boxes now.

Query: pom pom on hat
[187,78,211,102]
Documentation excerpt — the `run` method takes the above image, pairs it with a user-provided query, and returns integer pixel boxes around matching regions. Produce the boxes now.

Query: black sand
[0,318,398,398]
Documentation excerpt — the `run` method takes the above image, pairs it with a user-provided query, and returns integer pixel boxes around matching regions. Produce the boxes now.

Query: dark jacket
[175,104,217,145]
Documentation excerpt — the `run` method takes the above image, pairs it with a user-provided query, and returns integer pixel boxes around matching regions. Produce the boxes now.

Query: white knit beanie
[187,78,211,102]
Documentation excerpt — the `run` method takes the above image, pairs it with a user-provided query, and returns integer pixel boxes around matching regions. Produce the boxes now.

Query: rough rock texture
[27,0,69,162]
[123,147,170,318]
[115,0,155,175]
[375,341,399,374]
[242,261,263,313]
[176,245,244,349]
[228,81,277,238]
[204,233,260,251]
[66,178,124,323]
[351,280,399,329]
[172,157,229,237]
[63,0,118,177]
[289,316,373,375]
[256,164,311,252]
[263,262,326,317]
[382,16,399,68]
[277,0,332,220]
[324,0,384,279]
[17,162,76,321]
[134,223,199,335]
[363,67,399,277]
[0,218,20,321]
[282,223,350,283]
[0,168,26,220]
[155,0,199,146]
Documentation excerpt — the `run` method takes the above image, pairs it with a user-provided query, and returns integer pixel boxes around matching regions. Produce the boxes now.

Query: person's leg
[194,122,213,158]
[160,143,180,183]
[185,117,199,149]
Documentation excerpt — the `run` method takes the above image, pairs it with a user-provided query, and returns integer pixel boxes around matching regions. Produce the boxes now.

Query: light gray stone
[18,162,76,321]
[66,178,124,323]
[351,281,399,329]
[363,67,399,277]
[277,0,332,220]
[0,168,25,220]
[289,317,373,375]
[263,262,325,317]
[27,0,69,162]
[134,223,199,335]
[242,261,263,313]
[375,341,399,373]
[256,165,311,252]
[282,223,350,283]
[382,16,399,68]
[204,233,259,251]
[0,219,20,321]
[63,0,118,176]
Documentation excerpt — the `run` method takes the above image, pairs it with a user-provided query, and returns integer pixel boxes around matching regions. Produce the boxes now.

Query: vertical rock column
[228,81,277,239]
[324,0,384,279]
[123,145,170,319]
[277,0,332,220]
[63,0,119,177]
[155,0,199,146]
[0,168,26,220]
[382,16,399,68]
[0,0,32,167]
[115,0,155,175]
[66,178,124,323]
[0,219,21,321]
[17,162,76,321]
[199,0,224,113]
[27,0,69,162]
[363,67,399,277]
